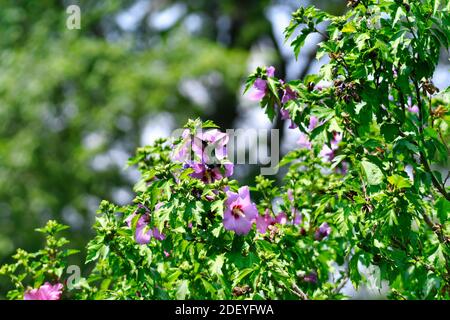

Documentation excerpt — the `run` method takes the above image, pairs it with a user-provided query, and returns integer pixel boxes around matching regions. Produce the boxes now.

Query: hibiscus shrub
[1,0,450,300]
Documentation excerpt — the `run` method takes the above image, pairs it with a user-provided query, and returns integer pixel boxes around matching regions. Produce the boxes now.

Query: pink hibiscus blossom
[189,162,234,184]
[133,215,165,244]
[297,116,321,149]
[248,66,276,101]
[256,191,302,234]
[303,271,318,284]
[223,186,258,235]
[331,132,342,149]
[193,129,229,163]
[255,211,290,234]
[319,131,342,163]
[314,222,331,241]
[125,203,165,245]
[171,129,193,162]
[172,128,229,164]
[280,108,298,129]
[279,79,298,129]
[408,105,419,113]
[308,116,319,131]
[281,85,297,104]
[319,144,335,163]
[256,209,275,234]
[24,282,63,300]
[297,133,312,149]
[173,128,234,184]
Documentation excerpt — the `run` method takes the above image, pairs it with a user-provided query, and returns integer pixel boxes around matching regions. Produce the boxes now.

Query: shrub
[1,0,449,300]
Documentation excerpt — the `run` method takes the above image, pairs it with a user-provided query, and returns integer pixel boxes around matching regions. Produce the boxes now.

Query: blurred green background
[0,0,448,298]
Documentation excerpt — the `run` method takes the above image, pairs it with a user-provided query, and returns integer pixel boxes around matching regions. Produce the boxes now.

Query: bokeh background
[0,0,448,298]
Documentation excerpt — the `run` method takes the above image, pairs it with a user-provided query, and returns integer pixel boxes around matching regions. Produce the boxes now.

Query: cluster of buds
[333,79,361,103]
[292,7,306,22]
[232,285,251,297]
[432,105,447,119]
[347,0,360,8]
[422,79,439,95]
[291,7,315,30]
[395,0,411,12]
[259,224,280,242]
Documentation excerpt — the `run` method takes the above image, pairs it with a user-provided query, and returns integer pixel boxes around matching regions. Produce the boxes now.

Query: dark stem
[413,80,450,201]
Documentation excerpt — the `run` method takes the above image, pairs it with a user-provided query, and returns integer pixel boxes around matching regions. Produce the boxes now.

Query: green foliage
[0,220,77,300]
[1,0,449,300]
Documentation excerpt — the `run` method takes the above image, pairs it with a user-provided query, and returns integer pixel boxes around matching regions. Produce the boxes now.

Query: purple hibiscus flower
[297,132,312,150]
[223,186,258,235]
[319,144,335,163]
[255,211,290,234]
[248,66,276,101]
[319,131,342,163]
[331,132,342,150]
[296,116,321,149]
[193,129,229,163]
[256,209,275,234]
[408,105,419,113]
[281,85,297,104]
[303,271,318,284]
[172,128,229,164]
[308,116,319,131]
[189,161,234,184]
[171,128,193,163]
[314,222,331,241]
[280,108,298,129]
[275,212,288,225]
[125,203,165,245]
[24,282,63,300]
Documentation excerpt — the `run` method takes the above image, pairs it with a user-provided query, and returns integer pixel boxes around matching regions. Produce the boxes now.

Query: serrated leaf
[361,160,384,185]
[176,280,190,300]
[387,174,412,189]
[436,197,450,222]
[234,268,255,285]
[209,254,225,276]
[342,22,356,33]
[330,154,346,170]
[393,6,405,26]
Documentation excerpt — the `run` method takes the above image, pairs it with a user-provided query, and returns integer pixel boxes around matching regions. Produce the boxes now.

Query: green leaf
[187,201,204,226]
[176,280,190,300]
[387,174,412,189]
[430,245,446,270]
[342,22,356,33]
[291,27,314,58]
[433,0,441,14]
[381,123,400,142]
[209,254,225,276]
[355,33,370,51]
[278,150,301,168]
[234,267,255,285]
[393,6,405,26]
[436,197,450,223]
[424,275,440,298]
[154,206,171,232]
[330,155,346,170]
[361,160,384,185]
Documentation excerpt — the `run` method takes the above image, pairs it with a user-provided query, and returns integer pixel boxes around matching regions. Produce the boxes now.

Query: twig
[444,171,450,187]
[413,80,450,201]
[333,274,349,295]
[292,283,309,300]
